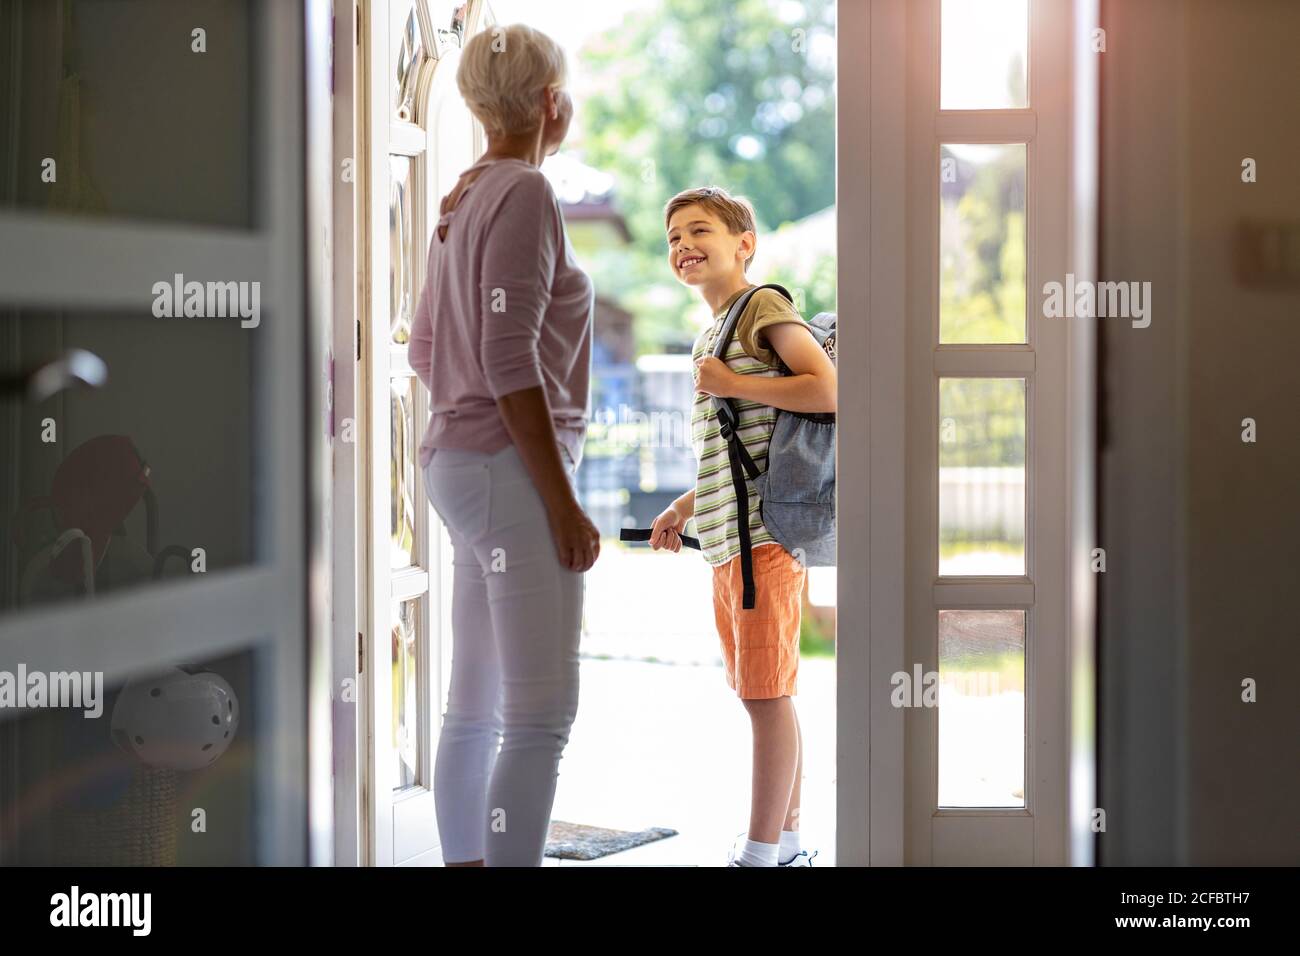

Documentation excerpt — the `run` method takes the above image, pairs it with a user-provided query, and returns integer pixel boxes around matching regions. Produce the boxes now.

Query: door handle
[1,349,108,402]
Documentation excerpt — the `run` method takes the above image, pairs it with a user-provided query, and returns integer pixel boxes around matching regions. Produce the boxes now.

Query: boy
[650,186,837,866]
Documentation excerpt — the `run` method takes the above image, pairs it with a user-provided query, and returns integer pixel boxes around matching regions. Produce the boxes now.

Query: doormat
[544,821,678,861]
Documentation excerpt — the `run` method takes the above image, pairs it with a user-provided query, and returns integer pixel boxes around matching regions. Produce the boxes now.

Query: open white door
[359,0,487,867]
[838,0,1087,866]
[902,0,1076,865]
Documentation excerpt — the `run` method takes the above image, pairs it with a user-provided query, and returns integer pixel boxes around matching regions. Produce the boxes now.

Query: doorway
[346,0,840,866]
[343,0,1094,867]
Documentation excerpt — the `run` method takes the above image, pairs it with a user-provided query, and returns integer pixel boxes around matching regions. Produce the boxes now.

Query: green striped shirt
[689,288,800,566]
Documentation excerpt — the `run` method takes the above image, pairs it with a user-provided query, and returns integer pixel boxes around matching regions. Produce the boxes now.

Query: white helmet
[110,665,239,770]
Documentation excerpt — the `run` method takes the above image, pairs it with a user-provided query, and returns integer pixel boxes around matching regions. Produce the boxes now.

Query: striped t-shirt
[689,286,809,567]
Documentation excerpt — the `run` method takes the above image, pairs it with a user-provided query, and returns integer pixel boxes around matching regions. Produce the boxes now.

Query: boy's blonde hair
[664,186,758,270]
[457,24,567,136]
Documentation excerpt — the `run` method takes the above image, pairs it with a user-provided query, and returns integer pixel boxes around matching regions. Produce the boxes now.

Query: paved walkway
[578,543,719,663]
[547,656,837,866]
[578,542,835,664]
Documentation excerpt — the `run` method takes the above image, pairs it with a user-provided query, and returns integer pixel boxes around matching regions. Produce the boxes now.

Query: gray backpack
[620,283,836,610]
[711,284,836,608]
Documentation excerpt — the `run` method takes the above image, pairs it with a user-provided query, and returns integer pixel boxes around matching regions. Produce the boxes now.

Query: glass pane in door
[389,153,414,344]
[393,2,428,122]
[424,25,479,206]
[937,609,1026,808]
[939,143,1026,344]
[390,375,417,569]
[940,0,1029,110]
[0,645,269,864]
[939,377,1025,574]
[391,596,420,790]
[0,0,255,228]
[428,1,469,48]
[0,307,256,618]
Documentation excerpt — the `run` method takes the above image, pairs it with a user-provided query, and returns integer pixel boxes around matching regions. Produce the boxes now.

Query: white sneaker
[727,832,816,866]
[779,848,819,867]
[726,831,746,866]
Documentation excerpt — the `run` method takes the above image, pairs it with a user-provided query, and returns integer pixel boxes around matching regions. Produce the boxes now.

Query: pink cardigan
[408,157,594,468]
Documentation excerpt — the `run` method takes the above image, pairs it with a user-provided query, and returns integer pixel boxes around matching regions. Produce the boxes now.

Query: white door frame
[906,0,1069,866]
[363,0,427,869]
[840,0,1096,866]
[1065,0,1099,869]
[330,0,491,870]
[344,0,488,867]
[836,0,906,867]
[331,0,364,868]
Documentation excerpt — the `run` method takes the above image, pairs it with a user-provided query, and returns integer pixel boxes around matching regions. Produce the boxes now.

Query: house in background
[543,153,701,535]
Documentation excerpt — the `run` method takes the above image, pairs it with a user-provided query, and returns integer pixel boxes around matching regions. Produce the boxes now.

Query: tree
[572,0,836,350]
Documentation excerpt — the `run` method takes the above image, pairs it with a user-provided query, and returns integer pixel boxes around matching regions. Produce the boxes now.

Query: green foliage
[938,146,1027,344]
[940,378,1026,468]
[934,145,1029,467]
[799,606,835,659]
[765,250,837,322]
[573,0,836,350]
[568,1,1021,472]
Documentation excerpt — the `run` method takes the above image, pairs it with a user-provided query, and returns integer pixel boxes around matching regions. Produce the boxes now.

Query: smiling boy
[650,186,837,866]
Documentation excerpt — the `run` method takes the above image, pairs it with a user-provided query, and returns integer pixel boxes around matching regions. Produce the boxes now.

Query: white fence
[938,467,1025,539]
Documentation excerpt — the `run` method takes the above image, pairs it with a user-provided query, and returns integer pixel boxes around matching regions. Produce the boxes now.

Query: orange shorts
[712,542,805,699]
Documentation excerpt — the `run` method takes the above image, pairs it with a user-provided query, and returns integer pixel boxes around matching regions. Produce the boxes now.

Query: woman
[408,23,600,867]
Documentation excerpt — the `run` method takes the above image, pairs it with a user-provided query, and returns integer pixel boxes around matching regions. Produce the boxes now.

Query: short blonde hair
[456,24,567,136]
[664,186,759,270]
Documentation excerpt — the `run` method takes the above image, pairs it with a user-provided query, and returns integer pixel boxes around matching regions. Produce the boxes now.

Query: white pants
[423,442,583,865]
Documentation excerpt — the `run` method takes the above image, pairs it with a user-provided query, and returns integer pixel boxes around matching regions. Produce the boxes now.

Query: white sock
[736,838,780,867]
[778,829,802,864]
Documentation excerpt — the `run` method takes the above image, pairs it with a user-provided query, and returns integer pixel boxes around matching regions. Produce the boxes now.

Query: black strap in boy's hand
[619,527,702,551]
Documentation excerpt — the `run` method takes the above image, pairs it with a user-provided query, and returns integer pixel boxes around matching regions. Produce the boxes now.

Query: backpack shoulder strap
[706,284,792,612]
[710,283,794,359]
[709,281,794,476]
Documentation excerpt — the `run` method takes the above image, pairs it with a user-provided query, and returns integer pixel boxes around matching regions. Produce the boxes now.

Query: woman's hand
[694,356,737,398]
[494,388,599,573]
[546,499,600,572]
[649,504,689,553]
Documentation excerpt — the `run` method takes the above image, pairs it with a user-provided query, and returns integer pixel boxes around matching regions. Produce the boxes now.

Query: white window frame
[840,0,1096,866]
